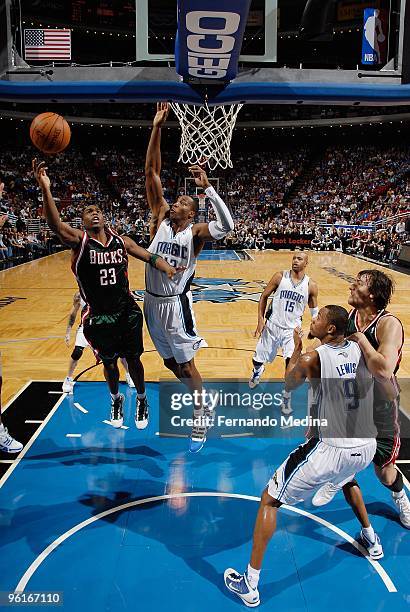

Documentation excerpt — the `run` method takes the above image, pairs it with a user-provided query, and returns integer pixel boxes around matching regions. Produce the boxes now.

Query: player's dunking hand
[0,214,8,229]
[32,158,50,191]
[153,102,169,128]
[188,165,211,189]
[293,326,304,352]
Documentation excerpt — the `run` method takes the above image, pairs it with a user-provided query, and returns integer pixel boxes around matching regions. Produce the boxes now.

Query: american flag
[24,29,71,61]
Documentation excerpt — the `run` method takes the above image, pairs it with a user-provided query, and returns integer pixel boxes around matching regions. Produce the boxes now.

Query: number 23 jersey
[72,228,132,315]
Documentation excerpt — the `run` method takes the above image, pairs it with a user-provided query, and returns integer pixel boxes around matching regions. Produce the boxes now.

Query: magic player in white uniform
[62,291,136,394]
[249,252,318,414]
[145,103,234,452]
[225,305,383,608]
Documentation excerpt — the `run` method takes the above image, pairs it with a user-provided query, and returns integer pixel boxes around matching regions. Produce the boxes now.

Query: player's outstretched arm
[145,103,170,237]
[190,165,234,241]
[122,236,182,279]
[32,159,82,248]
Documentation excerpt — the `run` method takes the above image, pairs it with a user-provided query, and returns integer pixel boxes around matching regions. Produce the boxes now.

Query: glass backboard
[136,0,278,63]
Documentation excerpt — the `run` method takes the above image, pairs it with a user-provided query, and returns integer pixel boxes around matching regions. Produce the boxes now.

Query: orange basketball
[30,112,71,154]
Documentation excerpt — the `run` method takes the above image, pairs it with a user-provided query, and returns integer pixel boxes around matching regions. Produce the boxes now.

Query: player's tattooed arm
[65,293,81,345]
[145,103,170,236]
[32,159,82,248]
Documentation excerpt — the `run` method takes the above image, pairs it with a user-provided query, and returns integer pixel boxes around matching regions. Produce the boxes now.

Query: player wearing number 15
[32,158,178,430]
[249,253,318,415]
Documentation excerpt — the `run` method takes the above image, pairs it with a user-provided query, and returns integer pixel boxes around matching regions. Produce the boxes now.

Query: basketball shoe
[224,568,260,607]
[110,394,124,428]
[0,424,23,453]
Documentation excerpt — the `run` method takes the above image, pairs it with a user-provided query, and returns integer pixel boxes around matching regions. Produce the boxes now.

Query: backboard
[136,0,278,64]
[1,0,410,107]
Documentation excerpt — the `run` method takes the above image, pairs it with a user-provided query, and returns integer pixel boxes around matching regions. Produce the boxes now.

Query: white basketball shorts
[144,291,208,364]
[254,321,295,363]
[267,437,376,505]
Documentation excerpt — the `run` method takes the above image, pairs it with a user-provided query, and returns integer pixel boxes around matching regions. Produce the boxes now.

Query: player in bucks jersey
[312,269,410,528]
[249,252,318,415]
[225,305,382,608]
[33,158,178,430]
[145,103,234,453]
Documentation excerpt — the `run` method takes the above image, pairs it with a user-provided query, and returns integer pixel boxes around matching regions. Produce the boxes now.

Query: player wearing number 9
[32,158,179,429]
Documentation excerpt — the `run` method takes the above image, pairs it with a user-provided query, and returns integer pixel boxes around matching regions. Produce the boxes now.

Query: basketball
[30,112,71,154]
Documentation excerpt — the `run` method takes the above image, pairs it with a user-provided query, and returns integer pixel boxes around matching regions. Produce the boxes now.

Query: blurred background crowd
[0,143,408,268]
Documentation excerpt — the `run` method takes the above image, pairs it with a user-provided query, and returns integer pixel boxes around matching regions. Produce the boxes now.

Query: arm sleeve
[205,185,234,240]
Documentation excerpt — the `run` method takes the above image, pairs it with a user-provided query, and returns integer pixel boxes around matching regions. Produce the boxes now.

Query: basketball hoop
[170,102,243,171]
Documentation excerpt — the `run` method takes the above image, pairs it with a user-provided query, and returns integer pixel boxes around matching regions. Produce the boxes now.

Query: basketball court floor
[1,249,409,610]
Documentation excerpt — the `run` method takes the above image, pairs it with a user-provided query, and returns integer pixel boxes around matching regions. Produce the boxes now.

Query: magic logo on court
[133,278,265,304]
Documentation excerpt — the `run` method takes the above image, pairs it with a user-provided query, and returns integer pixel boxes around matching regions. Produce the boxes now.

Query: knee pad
[71,346,84,361]
[343,479,359,492]
[384,469,403,493]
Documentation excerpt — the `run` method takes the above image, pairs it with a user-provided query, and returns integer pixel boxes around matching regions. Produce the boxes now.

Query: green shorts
[83,302,143,363]
[373,434,401,468]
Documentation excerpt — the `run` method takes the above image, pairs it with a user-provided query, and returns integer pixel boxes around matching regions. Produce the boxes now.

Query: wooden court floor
[1,249,409,409]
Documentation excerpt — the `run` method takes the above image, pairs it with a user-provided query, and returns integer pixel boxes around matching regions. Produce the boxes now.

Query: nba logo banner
[175,0,252,81]
[361,8,387,65]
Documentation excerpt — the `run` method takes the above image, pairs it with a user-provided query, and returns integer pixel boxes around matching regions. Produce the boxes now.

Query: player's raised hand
[0,214,8,229]
[153,102,169,127]
[188,165,211,189]
[32,158,50,191]
[254,318,265,338]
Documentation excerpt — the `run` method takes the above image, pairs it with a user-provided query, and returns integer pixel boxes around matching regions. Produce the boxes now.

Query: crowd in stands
[0,142,408,268]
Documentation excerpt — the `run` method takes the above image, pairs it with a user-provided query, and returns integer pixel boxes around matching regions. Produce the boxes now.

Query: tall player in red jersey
[33,158,178,430]
[313,269,410,528]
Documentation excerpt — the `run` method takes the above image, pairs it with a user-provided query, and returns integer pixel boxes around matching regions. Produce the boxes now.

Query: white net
[170,102,243,171]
